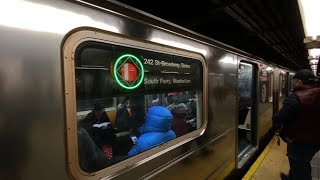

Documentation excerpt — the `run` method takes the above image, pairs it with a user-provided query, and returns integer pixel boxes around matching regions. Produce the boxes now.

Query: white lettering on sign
[144,58,191,69]
[161,61,180,68]
[181,63,190,68]
[144,78,191,85]
[144,58,154,65]
[155,60,161,66]
[160,78,171,84]
[144,78,159,85]
[173,78,191,84]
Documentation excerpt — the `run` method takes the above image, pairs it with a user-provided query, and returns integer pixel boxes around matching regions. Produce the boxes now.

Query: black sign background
[75,41,203,98]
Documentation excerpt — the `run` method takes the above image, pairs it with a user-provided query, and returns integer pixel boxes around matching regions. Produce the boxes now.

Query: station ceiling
[84,0,309,70]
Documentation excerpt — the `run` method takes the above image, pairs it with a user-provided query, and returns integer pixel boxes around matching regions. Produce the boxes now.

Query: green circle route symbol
[113,54,144,90]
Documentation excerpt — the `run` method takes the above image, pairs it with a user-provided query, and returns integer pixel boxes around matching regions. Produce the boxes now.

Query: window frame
[62,28,207,179]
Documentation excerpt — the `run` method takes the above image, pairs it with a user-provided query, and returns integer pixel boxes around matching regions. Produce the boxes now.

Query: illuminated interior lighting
[220,57,237,64]
[310,60,319,65]
[240,62,252,66]
[298,0,320,38]
[0,0,119,34]
[311,65,317,69]
[308,49,320,58]
[113,54,144,90]
[151,38,207,56]
[266,67,274,71]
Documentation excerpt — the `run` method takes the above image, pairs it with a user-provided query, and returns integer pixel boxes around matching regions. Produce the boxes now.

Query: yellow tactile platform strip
[243,136,289,180]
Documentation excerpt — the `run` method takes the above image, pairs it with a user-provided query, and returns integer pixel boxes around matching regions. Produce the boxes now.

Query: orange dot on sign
[121,63,138,82]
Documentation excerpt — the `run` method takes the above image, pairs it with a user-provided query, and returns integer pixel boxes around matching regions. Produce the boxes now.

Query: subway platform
[243,136,320,180]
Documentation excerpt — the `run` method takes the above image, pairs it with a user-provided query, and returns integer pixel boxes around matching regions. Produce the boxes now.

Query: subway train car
[0,1,295,179]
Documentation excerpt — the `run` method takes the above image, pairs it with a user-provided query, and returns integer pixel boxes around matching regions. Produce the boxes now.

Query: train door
[237,61,257,168]
[288,72,295,94]
[279,71,289,98]
[279,73,283,98]
[268,72,274,103]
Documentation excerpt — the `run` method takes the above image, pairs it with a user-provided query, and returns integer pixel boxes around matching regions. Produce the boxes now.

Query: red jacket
[286,85,320,143]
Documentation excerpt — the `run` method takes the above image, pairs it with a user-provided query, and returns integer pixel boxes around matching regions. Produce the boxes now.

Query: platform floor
[243,136,289,180]
[243,136,320,180]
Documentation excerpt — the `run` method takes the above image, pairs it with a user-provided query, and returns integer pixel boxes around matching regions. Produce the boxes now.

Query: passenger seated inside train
[78,127,129,172]
[171,103,188,137]
[166,92,197,132]
[79,103,112,130]
[115,103,139,135]
[166,92,181,110]
[167,92,191,108]
[186,93,197,130]
[150,94,160,106]
[128,106,176,157]
[77,127,112,172]
[116,96,130,110]
[78,103,115,159]
[113,103,140,155]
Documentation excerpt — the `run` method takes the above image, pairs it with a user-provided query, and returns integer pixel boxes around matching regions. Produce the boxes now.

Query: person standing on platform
[273,69,320,180]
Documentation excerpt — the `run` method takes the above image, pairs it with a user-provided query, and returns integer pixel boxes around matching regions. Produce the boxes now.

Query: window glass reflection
[75,41,203,172]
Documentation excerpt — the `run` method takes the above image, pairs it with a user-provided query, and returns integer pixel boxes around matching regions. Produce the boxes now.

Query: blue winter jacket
[128,106,176,156]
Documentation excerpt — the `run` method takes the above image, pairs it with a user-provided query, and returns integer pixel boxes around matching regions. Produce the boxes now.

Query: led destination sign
[113,50,202,93]
[75,41,203,97]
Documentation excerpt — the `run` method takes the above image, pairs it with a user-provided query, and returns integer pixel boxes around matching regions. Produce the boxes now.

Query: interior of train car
[67,38,205,174]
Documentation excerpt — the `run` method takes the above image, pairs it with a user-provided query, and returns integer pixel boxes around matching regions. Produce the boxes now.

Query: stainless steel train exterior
[0,1,295,180]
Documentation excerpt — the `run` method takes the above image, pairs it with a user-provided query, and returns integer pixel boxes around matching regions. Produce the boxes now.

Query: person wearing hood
[128,106,176,157]
[273,69,320,180]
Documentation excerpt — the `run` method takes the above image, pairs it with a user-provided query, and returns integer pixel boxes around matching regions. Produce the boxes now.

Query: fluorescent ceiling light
[310,60,319,65]
[311,65,317,69]
[266,67,274,71]
[298,0,320,38]
[308,48,320,58]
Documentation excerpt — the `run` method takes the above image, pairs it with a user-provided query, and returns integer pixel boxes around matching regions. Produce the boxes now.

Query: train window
[64,34,205,177]
[258,67,273,103]
[238,63,253,97]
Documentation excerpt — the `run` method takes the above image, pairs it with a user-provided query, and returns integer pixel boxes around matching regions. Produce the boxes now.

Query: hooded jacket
[128,106,176,156]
